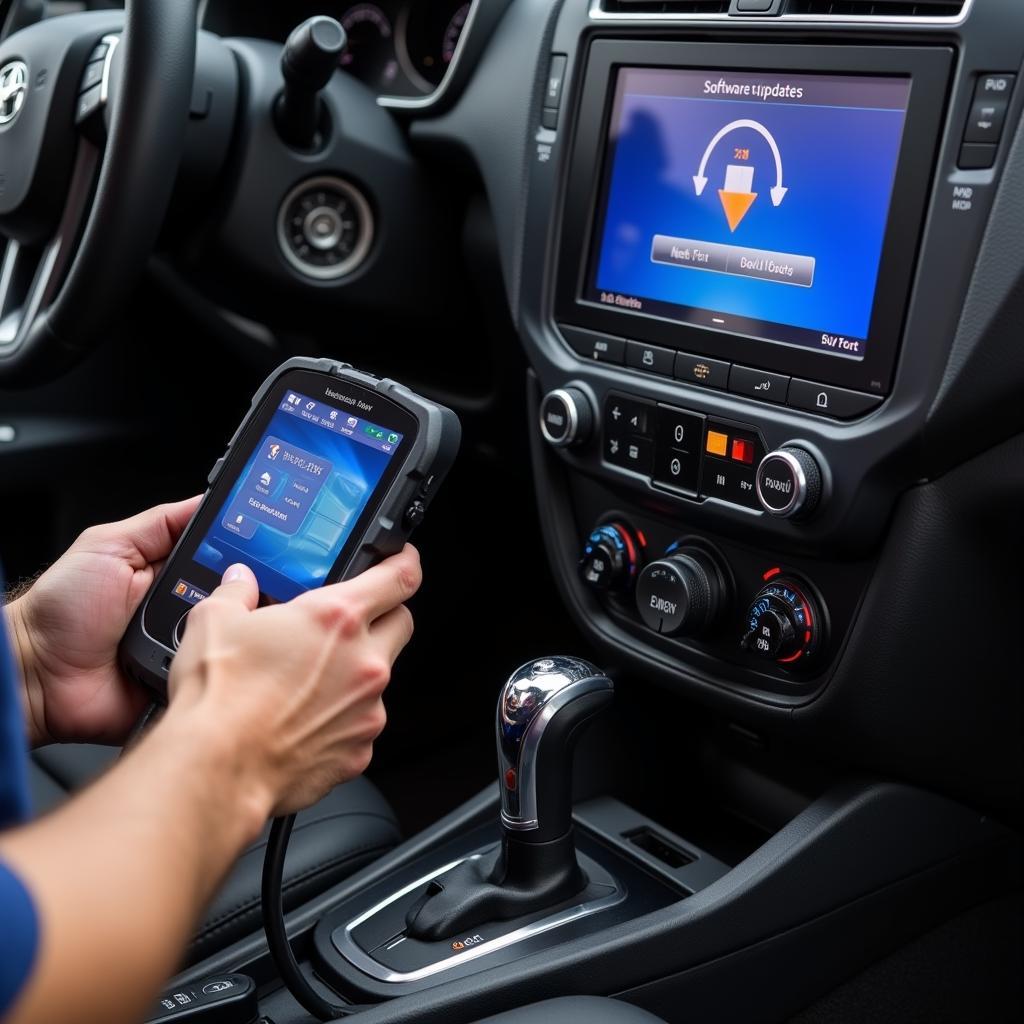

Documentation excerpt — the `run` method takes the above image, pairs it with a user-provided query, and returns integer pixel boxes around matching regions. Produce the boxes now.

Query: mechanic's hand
[166,546,420,815]
[5,496,202,747]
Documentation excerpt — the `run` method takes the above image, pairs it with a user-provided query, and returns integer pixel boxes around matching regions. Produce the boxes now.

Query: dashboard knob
[755,446,823,519]
[539,388,592,448]
[741,575,823,666]
[635,548,726,637]
[579,522,642,592]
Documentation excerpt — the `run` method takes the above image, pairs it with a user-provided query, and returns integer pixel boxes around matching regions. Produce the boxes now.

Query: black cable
[120,701,162,758]
[262,814,355,1021]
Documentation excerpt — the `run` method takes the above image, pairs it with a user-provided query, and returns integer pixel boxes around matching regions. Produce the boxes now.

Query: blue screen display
[196,390,403,602]
[589,69,911,360]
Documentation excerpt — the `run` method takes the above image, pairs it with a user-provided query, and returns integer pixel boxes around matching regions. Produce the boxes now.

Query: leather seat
[474,998,666,1024]
[28,743,401,964]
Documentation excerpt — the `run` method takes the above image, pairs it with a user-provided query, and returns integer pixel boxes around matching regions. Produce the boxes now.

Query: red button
[731,438,754,464]
[504,768,517,790]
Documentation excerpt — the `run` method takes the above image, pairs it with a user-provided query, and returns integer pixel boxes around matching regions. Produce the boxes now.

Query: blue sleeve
[0,599,33,827]
[0,859,39,1015]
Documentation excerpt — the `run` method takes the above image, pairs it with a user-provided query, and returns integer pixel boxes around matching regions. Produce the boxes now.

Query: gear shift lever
[405,657,613,941]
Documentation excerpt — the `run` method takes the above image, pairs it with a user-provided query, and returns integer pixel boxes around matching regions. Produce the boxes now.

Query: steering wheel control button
[80,60,105,94]
[539,387,592,448]
[579,522,642,592]
[559,325,625,365]
[626,340,674,377]
[75,84,103,124]
[635,548,726,637]
[674,351,730,390]
[728,364,791,404]
[742,576,823,667]
[756,447,823,519]
[787,379,883,419]
[278,177,374,281]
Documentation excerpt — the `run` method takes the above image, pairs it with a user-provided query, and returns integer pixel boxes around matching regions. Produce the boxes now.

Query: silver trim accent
[755,448,808,518]
[98,34,121,107]
[276,176,374,281]
[0,60,28,127]
[539,388,580,447]
[497,657,613,831]
[379,0,480,111]
[588,0,972,27]
[332,852,623,983]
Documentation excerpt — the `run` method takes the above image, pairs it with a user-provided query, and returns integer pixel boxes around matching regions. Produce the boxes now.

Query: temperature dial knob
[635,547,727,637]
[579,522,643,592]
[741,575,823,666]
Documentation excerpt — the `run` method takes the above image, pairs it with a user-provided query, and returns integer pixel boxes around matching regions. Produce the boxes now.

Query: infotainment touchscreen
[587,69,912,362]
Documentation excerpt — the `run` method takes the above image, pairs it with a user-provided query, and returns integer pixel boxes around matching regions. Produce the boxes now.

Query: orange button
[706,430,728,457]
[731,438,754,465]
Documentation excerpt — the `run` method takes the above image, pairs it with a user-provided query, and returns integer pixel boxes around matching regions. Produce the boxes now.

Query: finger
[368,604,415,661]
[206,563,260,612]
[87,495,203,566]
[306,546,422,623]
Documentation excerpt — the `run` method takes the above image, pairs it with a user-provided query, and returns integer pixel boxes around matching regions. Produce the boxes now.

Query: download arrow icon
[693,119,788,207]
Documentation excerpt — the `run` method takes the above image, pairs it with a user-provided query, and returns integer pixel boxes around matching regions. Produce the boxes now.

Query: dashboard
[200,0,475,98]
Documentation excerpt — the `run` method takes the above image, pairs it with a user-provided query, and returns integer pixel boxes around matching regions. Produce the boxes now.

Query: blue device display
[195,389,403,602]
[588,68,912,361]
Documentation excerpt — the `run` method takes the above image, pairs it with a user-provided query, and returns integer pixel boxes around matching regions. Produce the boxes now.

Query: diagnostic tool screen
[194,390,404,602]
[587,68,912,360]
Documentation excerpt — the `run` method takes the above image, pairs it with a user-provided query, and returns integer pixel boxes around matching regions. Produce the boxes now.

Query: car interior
[0,0,1022,1022]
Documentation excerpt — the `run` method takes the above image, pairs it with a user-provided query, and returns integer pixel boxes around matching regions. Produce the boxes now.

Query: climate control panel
[576,514,842,692]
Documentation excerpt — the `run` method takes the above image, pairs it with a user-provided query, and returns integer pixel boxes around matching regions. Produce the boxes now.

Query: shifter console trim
[331,852,624,983]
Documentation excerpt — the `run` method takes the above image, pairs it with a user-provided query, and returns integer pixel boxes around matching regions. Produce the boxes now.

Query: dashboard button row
[560,324,882,419]
[603,392,763,510]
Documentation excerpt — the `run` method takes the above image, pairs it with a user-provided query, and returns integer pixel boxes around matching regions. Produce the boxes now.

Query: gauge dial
[339,4,401,92]
[400,0,471,92]
[442,3,471,66]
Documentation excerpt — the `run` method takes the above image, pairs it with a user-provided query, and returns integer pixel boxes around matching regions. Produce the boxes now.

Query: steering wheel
[0,0,197,385]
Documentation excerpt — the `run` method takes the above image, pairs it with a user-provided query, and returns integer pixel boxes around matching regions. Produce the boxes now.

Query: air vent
[600,1,731,14]
[783,0,964,16]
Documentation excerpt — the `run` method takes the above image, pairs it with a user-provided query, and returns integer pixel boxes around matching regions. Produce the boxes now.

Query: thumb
[213,563,260,611]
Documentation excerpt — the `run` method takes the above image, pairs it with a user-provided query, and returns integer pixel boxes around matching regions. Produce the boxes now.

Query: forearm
[0,707,272,1024]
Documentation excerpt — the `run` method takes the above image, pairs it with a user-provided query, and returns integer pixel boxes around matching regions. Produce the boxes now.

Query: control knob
[635,546,727,637]
[579,522,643,592]
[741,575,823,666]
[539,388,592,448]
[755,447,823,519]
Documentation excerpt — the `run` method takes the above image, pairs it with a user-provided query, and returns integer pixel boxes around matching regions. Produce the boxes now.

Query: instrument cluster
[201,0,474,98]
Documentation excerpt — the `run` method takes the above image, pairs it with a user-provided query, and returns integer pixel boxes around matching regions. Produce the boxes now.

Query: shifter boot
[405,831,586,941]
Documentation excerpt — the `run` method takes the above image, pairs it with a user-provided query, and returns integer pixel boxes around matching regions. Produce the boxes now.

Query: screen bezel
[554,40,952,395]
[142,369,420,649]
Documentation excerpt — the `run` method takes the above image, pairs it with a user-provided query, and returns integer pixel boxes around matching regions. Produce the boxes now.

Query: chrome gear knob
[497,656,613,842]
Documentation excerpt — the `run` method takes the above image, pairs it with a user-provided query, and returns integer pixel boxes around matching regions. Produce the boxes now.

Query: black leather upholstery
[28,743,401,963]
[473,998,665,1024]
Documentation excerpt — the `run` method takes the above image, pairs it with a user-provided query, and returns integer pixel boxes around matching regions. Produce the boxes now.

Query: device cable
[263,814,358,1020]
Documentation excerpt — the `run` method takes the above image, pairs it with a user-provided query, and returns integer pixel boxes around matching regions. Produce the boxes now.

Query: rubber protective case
[119,357,461,700]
